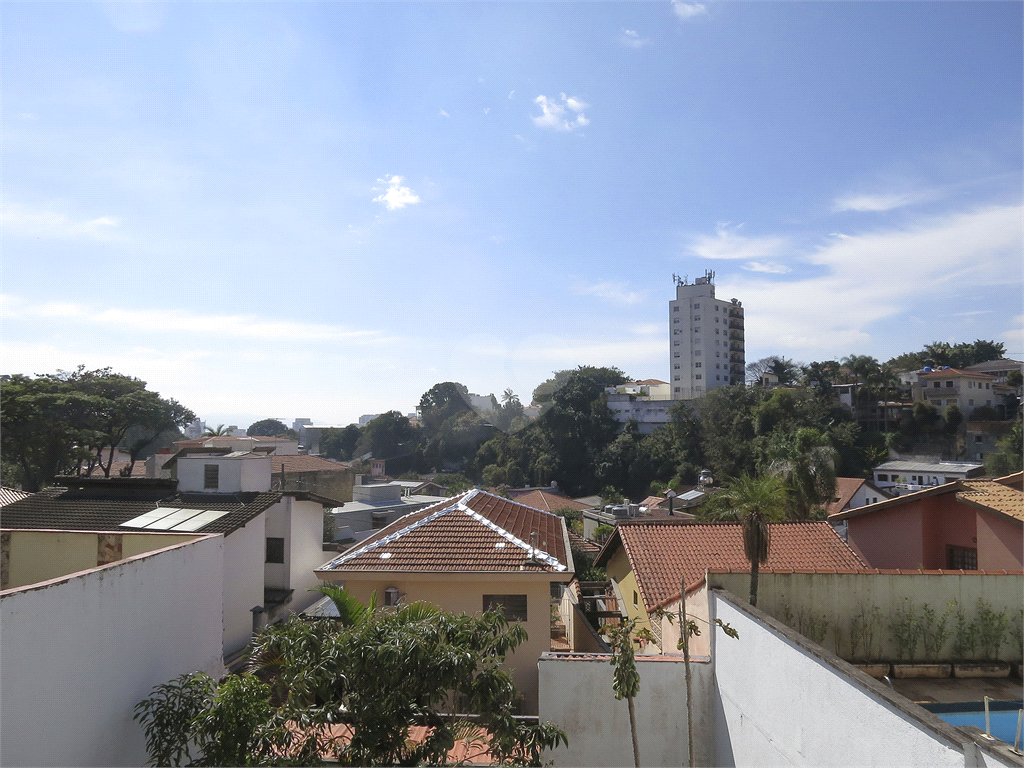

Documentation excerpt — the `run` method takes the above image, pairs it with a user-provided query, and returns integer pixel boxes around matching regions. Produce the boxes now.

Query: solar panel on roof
[120,507,184,529]
[144,507,209,530]
[170,509,231,531]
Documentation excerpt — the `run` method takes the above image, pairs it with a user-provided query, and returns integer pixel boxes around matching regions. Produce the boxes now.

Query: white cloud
[0,295,384,343]
[687,223,788,262]
[532,94,590,132]
[439,109,450,117]
[622,29,650,48]
[672,2,708,20]
[508,90,515,100]
[721,204,1023,357]
[832,189,940,213]
[743,261,791,274]
[483,107,490,115]
[372,175,421,211]
[574,281,643,305]
[1,202,122,241]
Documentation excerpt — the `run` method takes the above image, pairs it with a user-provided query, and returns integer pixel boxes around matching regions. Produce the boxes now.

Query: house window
[265,537,285,563]
[945,381,953,388]
[974,435,983,443]
[946,546,978,571]
[384,586,401,606]
[633,590,638,608]
[985,383,990,389]
[483,594,527,621]
[372,514,389,529]
[876,474,888,481]
[203,464,219,490]
[933,382,941,388]
[969,399,974,406]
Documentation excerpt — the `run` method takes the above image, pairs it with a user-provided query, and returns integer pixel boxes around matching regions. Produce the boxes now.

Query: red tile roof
[596,520,866,612]
[823,477,889,516]
[319,490,570,574]
[918,368,995,379]
[514,489,591,513]
[270,455,352,473]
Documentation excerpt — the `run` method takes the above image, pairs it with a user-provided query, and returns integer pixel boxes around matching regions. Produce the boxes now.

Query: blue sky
[2,1,1021,428]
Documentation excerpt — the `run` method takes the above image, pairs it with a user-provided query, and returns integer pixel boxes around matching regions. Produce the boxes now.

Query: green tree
[714,475,788,606]
[985,420,1023,476]
[603,618,648,768]
[136,602,567,766]
[1006,369,1023,389]
[320,425,362,461]
[764,427,838,520]
[356,411,418,460]
[0,368,195,490]
[418,382,473,435]
[247,419,290,437]
[203,424,231,437]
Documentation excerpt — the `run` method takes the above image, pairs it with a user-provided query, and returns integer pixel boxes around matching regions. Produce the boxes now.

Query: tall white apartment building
[669,270,745,400]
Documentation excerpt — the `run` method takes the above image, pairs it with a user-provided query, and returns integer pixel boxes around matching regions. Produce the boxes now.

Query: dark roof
[0,478,282,536]
[319,489,571,574]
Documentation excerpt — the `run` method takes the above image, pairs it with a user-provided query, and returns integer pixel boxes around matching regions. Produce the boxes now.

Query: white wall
[710,589,1014,768]
[177,455,271,493]
[223,514,265,655]
[288,499,329,613]
[538,653,715,767]
[0,536,224,767]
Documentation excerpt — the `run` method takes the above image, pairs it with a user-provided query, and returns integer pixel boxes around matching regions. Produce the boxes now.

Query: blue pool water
[923,702,1023,747]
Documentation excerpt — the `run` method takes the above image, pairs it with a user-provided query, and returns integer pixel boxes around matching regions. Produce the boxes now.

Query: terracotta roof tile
[269,455,352,473]
[958,479,1024,522]
[825,477,866,516]
[597,520,867,611]
[514,489,591,513]
[320,490,570,574]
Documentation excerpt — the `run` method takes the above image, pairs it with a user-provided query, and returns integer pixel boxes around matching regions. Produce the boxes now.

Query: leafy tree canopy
[320,425,362,462]
[247,419,290,437]
[356,411,418,460]
[0,367,194,490]
[135,599,567,766]
[886,340,1006,372]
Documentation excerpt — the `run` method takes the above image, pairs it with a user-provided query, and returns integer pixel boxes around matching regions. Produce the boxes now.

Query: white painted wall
[0,536,224,767]
[538,653,715,767]
[709,589,1014,768]
[288,498,330,613]
[222,515,265,655]
[264,499,290,590]
[177,454,271,493]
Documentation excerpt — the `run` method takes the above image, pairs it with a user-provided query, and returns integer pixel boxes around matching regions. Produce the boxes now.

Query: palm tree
[768,427,838,520]
[312,583,377,626]
[202,423,231,437]
[720,475,788,606]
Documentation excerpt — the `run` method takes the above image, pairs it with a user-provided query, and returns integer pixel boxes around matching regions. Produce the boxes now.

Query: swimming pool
[921,700,1023,747]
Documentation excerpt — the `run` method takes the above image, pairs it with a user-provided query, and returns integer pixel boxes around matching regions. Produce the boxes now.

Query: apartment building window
[695,374,702,380]
[946,546,977,571]
[694,315,701,321]
[265,537,285,564]
[203,464,219,490]
[715,363,720,369]
[985,382,990,389]
[723,376,729,383]
[674,353,680,358]
[674,330,681,335]
[674,364,680,369]
[716,375,720,381]
[715,329,719,335]
[969,399,974,406]
[694,350,701,356]
[715,318,719,323]
[483,594,527,621]
[674,341,680,346]
[945,381,953,388]
[674,376,680,381]
[674,387,681,393]
[694,327,700,333]
[693,303,700,309]
[673,306,679,312]
[933,382,941,388]
[674,318,680,324]
[695,362,701,368]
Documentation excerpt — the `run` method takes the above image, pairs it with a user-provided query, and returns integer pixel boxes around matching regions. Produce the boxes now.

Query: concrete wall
[324,574,557,714]
[223,514,266,655]
[1,530,198,590]
[710,589,1016,768]
[538,653,715,767]
[264,499,290,590]
[177,454,271,493]
[0,536,225,767]
[658,584,712,657]
[709,571,1023,662]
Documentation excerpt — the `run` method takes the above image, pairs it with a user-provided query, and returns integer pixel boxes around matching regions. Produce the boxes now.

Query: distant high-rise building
[669,270,744,400]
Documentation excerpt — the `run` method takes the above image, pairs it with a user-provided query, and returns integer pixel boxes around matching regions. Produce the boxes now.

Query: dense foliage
[1,367,194,490]
[247,419,291,437]
[135,599,567,766]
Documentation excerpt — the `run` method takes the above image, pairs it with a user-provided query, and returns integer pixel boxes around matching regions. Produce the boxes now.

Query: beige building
[315,489,574,714]
[669,270,744,400]
[912,367,998,417]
